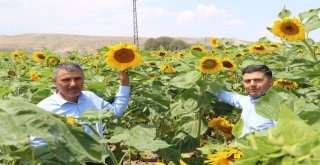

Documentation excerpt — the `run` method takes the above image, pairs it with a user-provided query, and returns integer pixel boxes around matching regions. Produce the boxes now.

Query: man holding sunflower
[31,62,130,146]
[215,64,276,137]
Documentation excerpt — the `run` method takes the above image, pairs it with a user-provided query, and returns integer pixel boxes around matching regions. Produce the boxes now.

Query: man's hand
[119,71,129,86]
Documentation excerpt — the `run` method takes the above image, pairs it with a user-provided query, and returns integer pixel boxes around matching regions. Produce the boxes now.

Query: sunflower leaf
[299,8,320,21]
[304,15,320,33]
[278,7,292,19]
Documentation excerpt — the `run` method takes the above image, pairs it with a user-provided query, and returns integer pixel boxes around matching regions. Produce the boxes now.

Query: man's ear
[52,78,56,84]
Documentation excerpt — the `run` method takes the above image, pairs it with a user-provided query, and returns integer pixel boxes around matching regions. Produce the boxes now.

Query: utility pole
[133,0,139,49]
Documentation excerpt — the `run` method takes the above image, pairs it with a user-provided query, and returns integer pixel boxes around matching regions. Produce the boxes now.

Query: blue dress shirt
[31,86,130,146]
[215,90,276,137]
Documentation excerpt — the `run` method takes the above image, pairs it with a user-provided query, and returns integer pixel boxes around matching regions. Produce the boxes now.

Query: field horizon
[0,33,247,54]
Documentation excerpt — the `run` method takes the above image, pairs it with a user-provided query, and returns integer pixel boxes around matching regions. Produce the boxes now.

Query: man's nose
[250,80,256,86]
[70,80,77,86]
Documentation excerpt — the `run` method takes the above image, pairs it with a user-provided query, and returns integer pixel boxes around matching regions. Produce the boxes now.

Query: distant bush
[144,36,189,51]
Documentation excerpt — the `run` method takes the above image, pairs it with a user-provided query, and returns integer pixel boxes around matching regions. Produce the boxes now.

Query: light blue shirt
[31,86,130,146]
[215,90,276,137]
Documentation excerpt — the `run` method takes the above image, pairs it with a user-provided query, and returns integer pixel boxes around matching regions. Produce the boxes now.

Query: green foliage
[0,98,103,164]
[144,36,189,51]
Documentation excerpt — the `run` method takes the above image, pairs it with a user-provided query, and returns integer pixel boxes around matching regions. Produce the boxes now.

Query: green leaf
[232,119,244,138]
[278,7,292,19]
[255,86,305,120]
[31,88,52,104]
[304,15,320,33]
[170,71,201,89]
[109,125,170,152]
[0,98,103,163]
[180,118,207,138]
[299,8,320,21]
[78,109,115,122]
[207,78,224,94]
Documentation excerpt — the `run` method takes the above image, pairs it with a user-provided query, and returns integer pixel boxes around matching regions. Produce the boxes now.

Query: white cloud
[196,4,229,18]
[224,19,245,25]
[176,10,194,24]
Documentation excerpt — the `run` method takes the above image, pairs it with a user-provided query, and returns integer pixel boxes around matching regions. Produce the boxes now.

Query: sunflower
[220,57,237,71]
[0,52,4,57]
[269,42,281,49]
[160,64,176,74]
[148,74,157,80]
[223,49,231,54]
[106,43,143,71]
[46,56,60,67]
[204,148,243,165]
[146,62,157,67]
[176,53,184,58]
[11,51,19,58]
[7,70,16,77]
[211,50,218,55]
[272,17,305,42]
[208,116,235,139]
[315,50,320,56]
[273,79,298,90]
[32,52,46,62]
[191,45,206,53]
[156,50,168,58]
[235,52,245,58]
[210,37,220,48]
[248,43,270,54]
[28,70,41,81]
[199,56,222,74]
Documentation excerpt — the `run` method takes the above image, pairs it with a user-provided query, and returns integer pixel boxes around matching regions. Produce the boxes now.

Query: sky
[1,0,320,42]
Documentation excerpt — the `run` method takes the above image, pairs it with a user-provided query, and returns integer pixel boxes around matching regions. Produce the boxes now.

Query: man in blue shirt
[215,64,276,137]
[31,62,130,145]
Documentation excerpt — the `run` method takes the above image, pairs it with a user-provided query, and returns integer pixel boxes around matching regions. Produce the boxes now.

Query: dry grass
[0,33,247,54]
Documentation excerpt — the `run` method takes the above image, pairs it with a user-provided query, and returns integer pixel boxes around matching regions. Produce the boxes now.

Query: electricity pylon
[133,0,139,49]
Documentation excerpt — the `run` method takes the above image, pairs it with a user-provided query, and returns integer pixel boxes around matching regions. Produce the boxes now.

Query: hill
[0,33,247,54]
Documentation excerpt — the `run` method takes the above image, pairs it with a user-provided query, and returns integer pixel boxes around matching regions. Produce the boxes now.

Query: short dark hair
[242,65,272,79]
[53,62,83,79]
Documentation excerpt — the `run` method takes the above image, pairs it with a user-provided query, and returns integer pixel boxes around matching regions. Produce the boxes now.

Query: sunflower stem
[197,108,203,147]
[302,39,318,64]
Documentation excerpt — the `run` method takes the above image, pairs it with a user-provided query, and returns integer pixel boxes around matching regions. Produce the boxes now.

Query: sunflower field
[1,7,320,165]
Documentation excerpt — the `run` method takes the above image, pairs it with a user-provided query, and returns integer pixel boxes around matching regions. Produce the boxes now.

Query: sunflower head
[248,43,270,54]
[106,43,143,71]
[160,64,176,74]
[156,50,168,58]
[46,56,60,67]
[204,148,243,165]
[0,52,4,57]
[146,62,157,67]
[273,79,298,90]
[272,17,305,42]
[191,45,206,53]
[32,52,46,62]
[11,51,20,58]
[235,52,245,58]
[221,57,237,71]
[176,53,184,58]
[315,50,320,56]
[211,50,218,55]
[7,70,16,77]
[199,56,222,74]
[210,37,220,47]
[28,70,41,81]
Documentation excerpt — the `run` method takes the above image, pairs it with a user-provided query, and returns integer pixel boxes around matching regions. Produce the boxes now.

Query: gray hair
[53,62,83,79]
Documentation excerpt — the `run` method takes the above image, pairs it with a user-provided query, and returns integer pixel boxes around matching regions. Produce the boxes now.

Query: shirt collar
[53,91,84,106]
[249,96,257,104]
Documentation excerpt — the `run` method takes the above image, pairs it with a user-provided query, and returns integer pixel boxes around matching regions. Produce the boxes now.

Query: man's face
[242,71,273,99]
[53,69,84,102]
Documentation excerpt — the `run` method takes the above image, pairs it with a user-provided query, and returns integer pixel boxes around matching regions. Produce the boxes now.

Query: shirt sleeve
[214,90,243,109]
[102,85,130,118]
